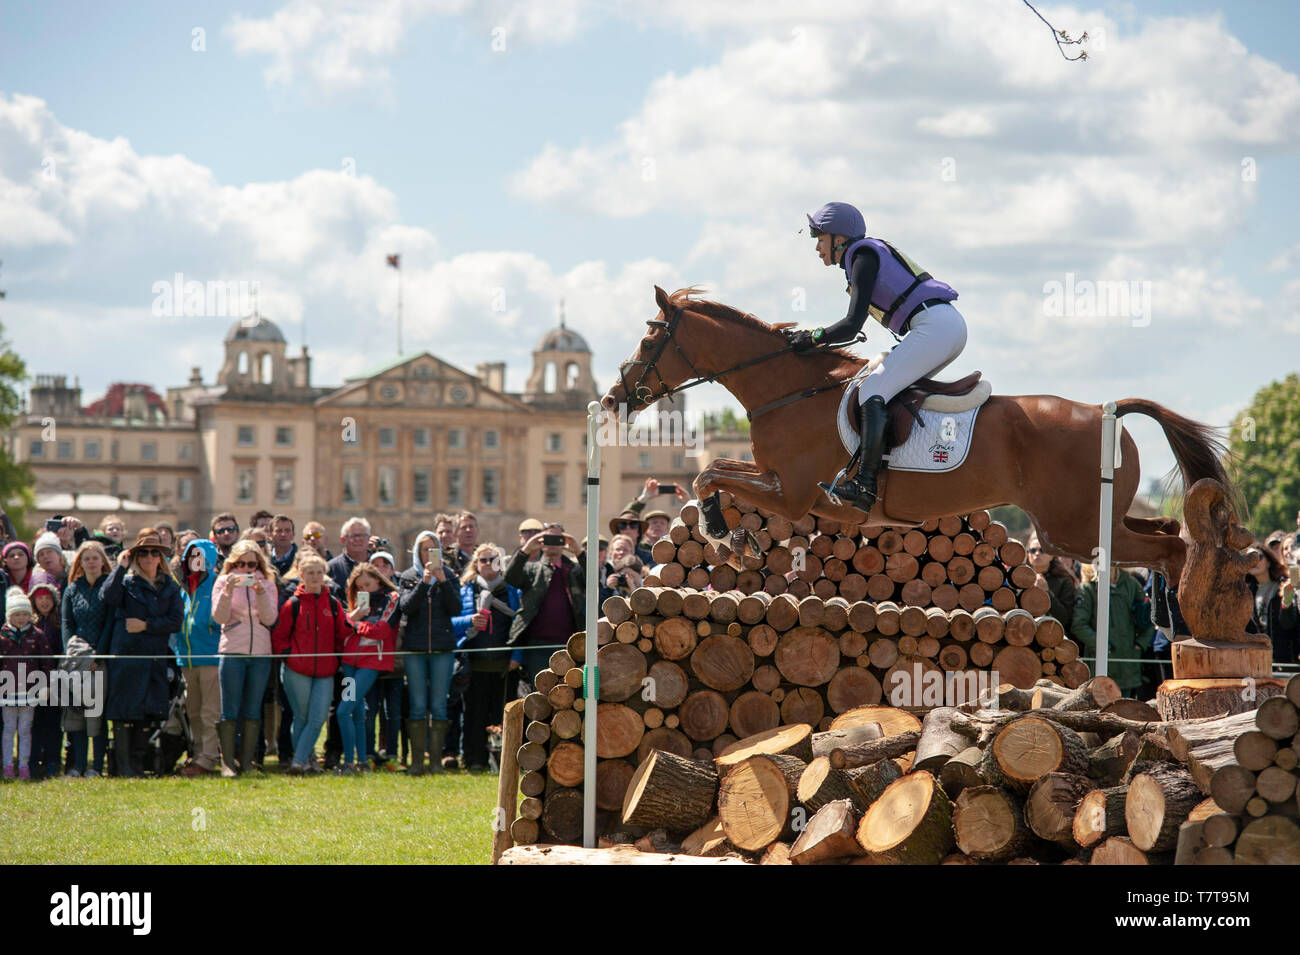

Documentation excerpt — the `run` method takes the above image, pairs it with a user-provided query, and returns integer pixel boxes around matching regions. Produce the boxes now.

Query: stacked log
[643,498,1083,687]
[1161,674,1300,865]
[511,501,1074,854]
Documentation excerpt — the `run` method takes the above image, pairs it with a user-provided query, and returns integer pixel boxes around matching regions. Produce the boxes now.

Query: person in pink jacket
[336,563,400,773]
[211,540,279,776]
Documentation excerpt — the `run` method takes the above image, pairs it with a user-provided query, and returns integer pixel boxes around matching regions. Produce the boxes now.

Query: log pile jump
[503,502,1086,850]
[495,494,1296,865]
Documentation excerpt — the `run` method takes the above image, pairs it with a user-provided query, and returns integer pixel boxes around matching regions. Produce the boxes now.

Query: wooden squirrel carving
[1177,478,1268,646]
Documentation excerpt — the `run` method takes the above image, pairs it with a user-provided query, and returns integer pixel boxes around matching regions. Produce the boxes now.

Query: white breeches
[858,302,968,404]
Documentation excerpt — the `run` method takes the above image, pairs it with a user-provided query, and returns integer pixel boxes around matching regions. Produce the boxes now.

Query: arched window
[260,352,273,384]
[237,351,249,376]
[543,361,557,393]
[565,362,580,389]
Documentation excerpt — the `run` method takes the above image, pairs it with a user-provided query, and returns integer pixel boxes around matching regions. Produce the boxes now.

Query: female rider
[786,201,967,509]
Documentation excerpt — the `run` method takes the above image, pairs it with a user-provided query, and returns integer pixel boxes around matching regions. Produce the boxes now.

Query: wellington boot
[113,724,139,778]
[217,720,239,777]
[240,720,262,775]
[406,719,427,776]
[428,720,450,775]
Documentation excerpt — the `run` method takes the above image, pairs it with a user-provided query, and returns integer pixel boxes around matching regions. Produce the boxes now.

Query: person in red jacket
[270,553,352,775]
[336,563,399,773]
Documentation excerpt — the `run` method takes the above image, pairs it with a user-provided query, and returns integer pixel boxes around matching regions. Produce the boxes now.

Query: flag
[386,254,400,269]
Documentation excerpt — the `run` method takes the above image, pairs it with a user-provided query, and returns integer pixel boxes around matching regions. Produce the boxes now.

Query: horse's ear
[653,285,671,314]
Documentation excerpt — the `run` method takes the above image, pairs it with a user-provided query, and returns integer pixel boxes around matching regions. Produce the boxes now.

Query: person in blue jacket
[172,538,223,775]
[452,543,523,772]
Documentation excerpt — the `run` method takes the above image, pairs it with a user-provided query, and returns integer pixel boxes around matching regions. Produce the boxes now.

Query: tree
[1229,373,1300,538]
[989,505,1033,542]
[700,407,750,435]
[0,262,35,541]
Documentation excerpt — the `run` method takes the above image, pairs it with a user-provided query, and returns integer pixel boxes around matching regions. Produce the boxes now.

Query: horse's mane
[668,287,860,362]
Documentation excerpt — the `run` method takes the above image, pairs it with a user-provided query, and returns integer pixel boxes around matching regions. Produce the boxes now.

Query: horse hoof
[724,528,762,571]
[697,521,762,571]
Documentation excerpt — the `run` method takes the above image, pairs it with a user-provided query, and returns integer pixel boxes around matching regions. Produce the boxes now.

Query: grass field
[0,767,503,864]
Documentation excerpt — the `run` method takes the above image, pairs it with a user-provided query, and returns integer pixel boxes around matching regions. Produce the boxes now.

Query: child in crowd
[28,582,64,779]
[1,588,42,778]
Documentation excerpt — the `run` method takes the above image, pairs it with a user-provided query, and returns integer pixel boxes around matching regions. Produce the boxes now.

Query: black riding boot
[821,395,887,509]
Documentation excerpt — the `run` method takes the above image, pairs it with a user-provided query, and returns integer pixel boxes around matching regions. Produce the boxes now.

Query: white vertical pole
[582,401,603,848]
[1095,401,1118,678]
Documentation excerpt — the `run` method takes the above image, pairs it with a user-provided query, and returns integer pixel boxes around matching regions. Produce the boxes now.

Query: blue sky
[2,0,1299,495]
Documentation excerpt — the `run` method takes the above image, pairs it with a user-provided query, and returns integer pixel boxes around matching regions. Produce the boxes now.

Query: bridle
[615,302,800,412]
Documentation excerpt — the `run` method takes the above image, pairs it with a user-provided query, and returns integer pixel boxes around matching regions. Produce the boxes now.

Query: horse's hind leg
[1108,521,1188,582]
[1123,514,1181,537]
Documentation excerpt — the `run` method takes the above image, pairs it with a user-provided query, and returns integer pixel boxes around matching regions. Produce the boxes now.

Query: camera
[542,533,565,547]
[615,573,628,587]
[658,484,678,496]
[372,537,390,553]
[45,518,65,532]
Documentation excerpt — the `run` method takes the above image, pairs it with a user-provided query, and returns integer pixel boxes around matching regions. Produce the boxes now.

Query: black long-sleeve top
[820,247,880,345]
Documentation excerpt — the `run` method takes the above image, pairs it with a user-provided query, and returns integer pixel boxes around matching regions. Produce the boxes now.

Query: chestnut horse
[601,287,1235,582]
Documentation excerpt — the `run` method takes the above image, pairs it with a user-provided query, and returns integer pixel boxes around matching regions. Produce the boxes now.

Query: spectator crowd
[0,494,655,780]
[1,481,1297,781]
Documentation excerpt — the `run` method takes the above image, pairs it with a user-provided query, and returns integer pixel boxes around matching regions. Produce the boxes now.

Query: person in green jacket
[1070,563,1154,697]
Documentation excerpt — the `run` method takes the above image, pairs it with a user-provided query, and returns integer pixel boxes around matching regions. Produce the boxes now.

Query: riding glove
[785,328,820,352]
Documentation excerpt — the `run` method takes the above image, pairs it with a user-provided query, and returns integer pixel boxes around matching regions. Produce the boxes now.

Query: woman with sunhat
[608,510,652,565]
[101,528,184,777]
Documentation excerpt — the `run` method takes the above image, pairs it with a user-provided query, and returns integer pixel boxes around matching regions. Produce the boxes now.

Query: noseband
[616,304,705,411]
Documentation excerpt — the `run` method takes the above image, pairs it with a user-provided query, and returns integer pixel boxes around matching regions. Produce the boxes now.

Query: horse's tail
[1114,398,1244,517]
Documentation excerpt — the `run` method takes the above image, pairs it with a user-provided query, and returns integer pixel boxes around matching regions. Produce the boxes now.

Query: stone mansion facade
[10,314,749,554]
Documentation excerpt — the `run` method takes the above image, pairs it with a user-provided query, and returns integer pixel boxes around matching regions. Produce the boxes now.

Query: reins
[618,302,865,420]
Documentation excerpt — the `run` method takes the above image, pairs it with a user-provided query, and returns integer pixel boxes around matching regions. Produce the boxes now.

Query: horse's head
[601,285,702,418]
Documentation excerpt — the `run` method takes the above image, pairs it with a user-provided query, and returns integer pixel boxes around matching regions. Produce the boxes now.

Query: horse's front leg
[692,460,789,570]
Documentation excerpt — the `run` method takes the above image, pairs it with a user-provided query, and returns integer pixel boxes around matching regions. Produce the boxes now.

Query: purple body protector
[841,237,957,335]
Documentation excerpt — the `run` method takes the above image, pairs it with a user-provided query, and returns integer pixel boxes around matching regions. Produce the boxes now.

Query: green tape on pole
[583,665,599,699]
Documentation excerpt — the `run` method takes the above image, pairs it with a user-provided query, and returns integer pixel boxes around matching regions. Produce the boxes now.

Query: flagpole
[397,263,403,355]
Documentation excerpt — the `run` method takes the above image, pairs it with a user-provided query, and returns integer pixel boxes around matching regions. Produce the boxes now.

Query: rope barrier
[6,643,568,662]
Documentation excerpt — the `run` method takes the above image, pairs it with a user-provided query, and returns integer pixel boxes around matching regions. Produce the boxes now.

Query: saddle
[850,371,987,448]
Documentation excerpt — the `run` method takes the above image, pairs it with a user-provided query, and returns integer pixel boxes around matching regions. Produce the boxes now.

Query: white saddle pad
[837,369,991,473]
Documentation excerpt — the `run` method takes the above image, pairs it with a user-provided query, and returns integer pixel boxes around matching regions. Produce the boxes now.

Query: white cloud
[917,110,996,138]
[1268,243,1300,272]
[0,94,683,406]
[225,0,592,94]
